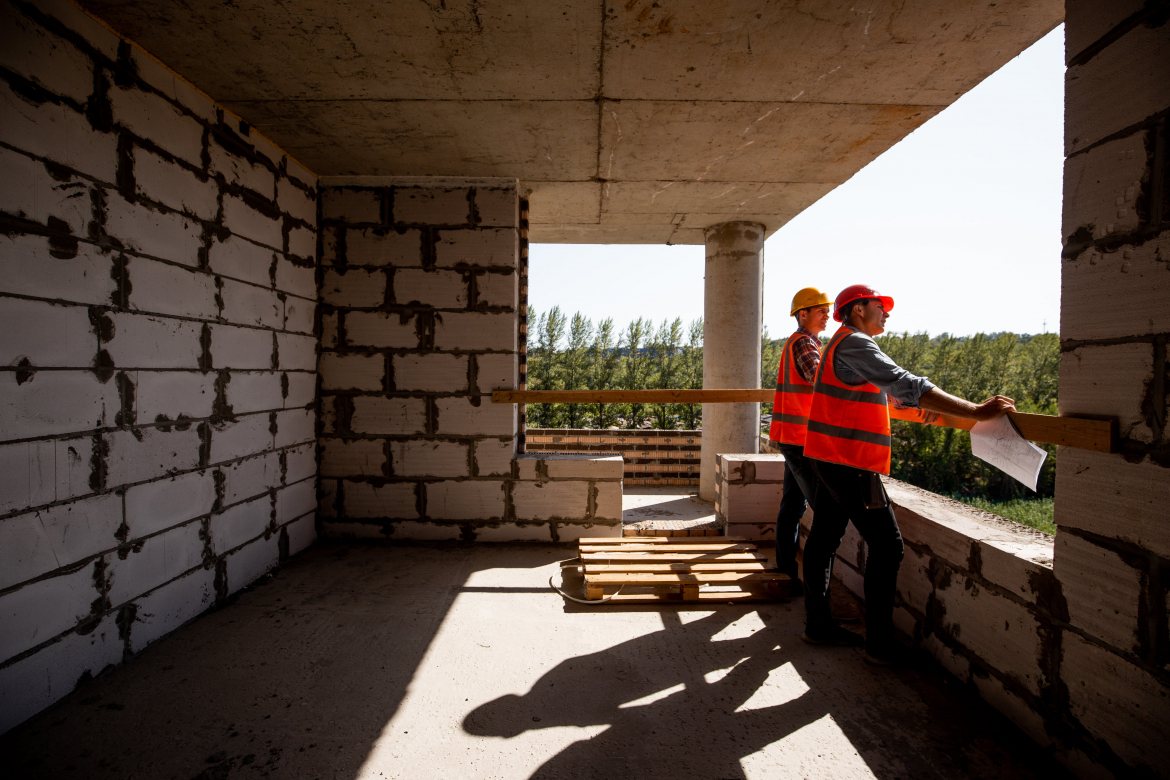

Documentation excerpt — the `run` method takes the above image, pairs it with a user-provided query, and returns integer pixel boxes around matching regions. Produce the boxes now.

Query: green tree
[527,307,566,428]
[679,318,704,429]
[620,318,651,428]
[587,317,622,428]
[649,318,684,429]
[760,326,783,423]
[561,313,593,428]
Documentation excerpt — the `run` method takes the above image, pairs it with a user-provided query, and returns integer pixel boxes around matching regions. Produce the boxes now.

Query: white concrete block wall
[715,452,786,541]
[1056,5,1170,777]
[717,453,1077,769]
[504,454,622,542]
[0,0,317,735]
[318,178,530,540]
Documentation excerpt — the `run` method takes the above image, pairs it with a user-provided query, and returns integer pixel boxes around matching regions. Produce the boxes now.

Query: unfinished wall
[318,178,528,540]
[1054,3,1170,776]
[510,453,622,541]
[738,432,1170,778]
[0,0,317,733]
[715,452,786,540]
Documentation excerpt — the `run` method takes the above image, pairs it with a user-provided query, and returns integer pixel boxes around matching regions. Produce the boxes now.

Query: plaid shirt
[789,327,821,384]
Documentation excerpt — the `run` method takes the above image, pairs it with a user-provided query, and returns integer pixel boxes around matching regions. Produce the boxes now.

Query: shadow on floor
[1,543,565,779]
[464,606,1069,779]
[2,543,1073,780]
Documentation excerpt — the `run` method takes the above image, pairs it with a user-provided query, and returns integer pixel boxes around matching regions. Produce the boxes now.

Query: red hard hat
[833,285,895,322]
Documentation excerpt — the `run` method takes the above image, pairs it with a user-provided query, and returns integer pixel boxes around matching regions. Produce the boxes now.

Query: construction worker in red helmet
[767,287,832,596]
[800,284,1016,666]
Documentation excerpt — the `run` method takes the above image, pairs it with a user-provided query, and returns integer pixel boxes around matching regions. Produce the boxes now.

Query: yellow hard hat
[790,287,833,316]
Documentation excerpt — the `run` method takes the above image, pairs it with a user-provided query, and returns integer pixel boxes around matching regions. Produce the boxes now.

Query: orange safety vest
[768,330,817,446]
[804,326,894,475]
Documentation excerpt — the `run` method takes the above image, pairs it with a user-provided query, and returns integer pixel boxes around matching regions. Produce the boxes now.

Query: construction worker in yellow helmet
[767,287,833,598]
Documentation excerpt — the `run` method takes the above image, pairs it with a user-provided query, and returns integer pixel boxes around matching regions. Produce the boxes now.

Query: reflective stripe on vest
[768,331,816,446]
[803,326,893,474]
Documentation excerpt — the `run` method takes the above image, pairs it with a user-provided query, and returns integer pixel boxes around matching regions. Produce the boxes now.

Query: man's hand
[919,410,941,425]
[970,395,1016,421]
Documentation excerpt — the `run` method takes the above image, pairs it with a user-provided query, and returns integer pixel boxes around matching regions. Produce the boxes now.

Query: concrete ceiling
[81,0,1062,244]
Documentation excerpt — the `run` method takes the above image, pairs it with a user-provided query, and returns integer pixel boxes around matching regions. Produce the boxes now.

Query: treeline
[878,331,1059,499]
[526,308,1060,498]
[526,307,709,430]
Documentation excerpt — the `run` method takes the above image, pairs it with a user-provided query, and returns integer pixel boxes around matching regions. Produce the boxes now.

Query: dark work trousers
[803,460,905,648]
[774,443,816,581]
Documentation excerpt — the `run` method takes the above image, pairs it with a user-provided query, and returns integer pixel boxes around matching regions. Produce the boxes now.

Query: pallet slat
[579,543,757,553]
[580,552,768,562]
[582,536,747,545]
[601,591,776,604]
[584,563,770,573]
[586,572,790,585]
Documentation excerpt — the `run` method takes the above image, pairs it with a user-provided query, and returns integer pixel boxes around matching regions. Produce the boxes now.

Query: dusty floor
[622,486,719,532]
[4,542,1071,780]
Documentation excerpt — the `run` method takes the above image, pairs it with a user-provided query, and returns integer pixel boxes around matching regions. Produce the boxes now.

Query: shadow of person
[463,608,832,780]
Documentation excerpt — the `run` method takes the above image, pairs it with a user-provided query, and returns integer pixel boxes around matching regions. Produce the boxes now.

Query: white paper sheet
[969,415,1047,491]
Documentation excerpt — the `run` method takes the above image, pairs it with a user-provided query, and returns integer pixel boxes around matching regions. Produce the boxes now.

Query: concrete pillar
[699,222,764,501]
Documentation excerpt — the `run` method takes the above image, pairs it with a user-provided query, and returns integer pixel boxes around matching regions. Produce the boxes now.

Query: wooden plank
[890,407,1115,452]
[580,536,746,545]
[580,552,767,563]
[494,389,772,404]
[600,590,777,604]
[498,390,1116,452]
[584,562,770,573]
[586,572,790,585]
[579,543,757,553]
[681,584,700,601]
[889,407,975,430]
[1009,413,1115,453]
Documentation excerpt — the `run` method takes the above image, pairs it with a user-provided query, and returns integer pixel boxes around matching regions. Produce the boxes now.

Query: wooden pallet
[578,536,791,604]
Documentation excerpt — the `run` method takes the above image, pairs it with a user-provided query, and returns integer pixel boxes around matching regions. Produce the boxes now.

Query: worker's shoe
[864,640,915,668]
[802,623,865,647]
[831,606,860,624]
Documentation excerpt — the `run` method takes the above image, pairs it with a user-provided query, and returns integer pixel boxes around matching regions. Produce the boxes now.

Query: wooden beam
[493,389,771,404]
[1008,413,1116,453]
[494,389,1117,452]
[889,407,1116,452]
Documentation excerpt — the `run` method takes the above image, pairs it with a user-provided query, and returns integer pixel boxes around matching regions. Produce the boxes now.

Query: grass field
[950,495,1056,535]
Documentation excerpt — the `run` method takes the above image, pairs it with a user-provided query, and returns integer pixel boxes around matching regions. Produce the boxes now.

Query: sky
[529,24,1065,339]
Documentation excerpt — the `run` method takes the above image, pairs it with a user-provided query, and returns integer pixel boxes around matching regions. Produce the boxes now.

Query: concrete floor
[622,487,719,532]
[4,543,1072,780]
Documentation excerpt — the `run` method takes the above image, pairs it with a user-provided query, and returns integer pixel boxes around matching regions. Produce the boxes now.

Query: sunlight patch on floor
[741,714,878,780]
[704,656,749,684]
[710,610,769,641]
[618,682,687,709]
[735,662,810,712]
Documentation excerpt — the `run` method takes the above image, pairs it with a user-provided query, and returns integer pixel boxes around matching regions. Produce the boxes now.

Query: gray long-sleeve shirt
[832,326,935,408]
